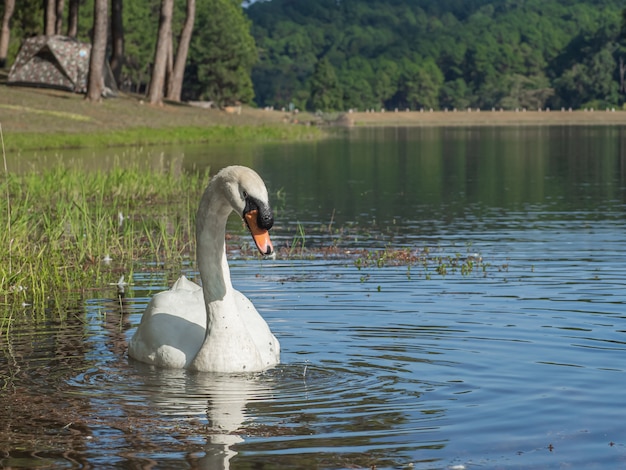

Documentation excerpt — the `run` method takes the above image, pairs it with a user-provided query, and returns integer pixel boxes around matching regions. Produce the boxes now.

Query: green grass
[3,124,324,152]
[0,104,92,122]
[0,85,325,319]
[0,85,325,151]
[0,162,209,316]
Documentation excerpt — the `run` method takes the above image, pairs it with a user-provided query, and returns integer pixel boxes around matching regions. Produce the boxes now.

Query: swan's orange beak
[244,210,274,256]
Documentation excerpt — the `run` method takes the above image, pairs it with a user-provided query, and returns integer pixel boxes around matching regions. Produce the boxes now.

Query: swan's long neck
[192,177,262,372]
[195,181,234,303]
[188,167,276,372]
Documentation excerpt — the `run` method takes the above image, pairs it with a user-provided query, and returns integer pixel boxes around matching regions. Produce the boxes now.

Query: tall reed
[0,162,212,317]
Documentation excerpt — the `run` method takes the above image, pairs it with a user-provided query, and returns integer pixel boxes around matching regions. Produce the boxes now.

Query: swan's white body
[128,166,280,373]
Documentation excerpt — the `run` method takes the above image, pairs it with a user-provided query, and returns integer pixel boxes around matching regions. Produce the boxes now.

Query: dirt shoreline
[340,109,626,127]
[2,83,626,135]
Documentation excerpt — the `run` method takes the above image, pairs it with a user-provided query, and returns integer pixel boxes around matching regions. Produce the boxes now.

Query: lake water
[2,126,626,469]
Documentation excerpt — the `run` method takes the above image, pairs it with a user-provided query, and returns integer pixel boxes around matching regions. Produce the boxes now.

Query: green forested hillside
[2,0,624,112]
[246,0,626,111]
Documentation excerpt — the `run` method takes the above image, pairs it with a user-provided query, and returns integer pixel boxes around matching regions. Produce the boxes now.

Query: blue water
[231,218,626,469]
[2,126,626,469]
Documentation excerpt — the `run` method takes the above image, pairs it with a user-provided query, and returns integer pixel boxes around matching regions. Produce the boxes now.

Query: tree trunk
[86,0,108,102]
[55,0,65,34]
[167,0,196,101]
[44,0,56,35]
[110,0,124,85]
[67,0,79,37]
[147,0,174,105]
[165,32,173,96]
[0,0,15,68]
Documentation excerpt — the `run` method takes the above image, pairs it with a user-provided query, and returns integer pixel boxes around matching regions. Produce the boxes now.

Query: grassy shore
[0,164,208,316]
[0,84,322,151]
[2,82,626,152]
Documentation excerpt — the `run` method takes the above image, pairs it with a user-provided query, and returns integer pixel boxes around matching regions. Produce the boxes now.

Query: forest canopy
[1,0,626,111]
[246,0,626,111]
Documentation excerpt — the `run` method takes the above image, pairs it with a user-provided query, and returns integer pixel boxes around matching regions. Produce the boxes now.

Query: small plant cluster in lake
[274,221,491,279]
[352,247,488,278]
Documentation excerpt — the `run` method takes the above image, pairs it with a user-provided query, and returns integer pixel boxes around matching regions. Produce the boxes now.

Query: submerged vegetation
[277,231,492,280]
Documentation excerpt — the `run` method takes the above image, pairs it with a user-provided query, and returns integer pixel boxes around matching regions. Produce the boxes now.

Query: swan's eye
[242,190,248,199]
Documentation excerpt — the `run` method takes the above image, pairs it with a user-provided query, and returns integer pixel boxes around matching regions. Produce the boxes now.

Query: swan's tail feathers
[244,210,274,256]
[170,275,202,292]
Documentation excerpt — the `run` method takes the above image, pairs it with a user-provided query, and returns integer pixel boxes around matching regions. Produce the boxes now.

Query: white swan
[128,165,280,373]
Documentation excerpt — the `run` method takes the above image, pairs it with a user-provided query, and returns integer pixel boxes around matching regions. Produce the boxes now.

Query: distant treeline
[2,0,625,112]
[246,0,626,111]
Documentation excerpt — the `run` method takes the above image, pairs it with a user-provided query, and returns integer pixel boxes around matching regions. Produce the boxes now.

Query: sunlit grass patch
[0,104,92,122]
[3,124,324,151]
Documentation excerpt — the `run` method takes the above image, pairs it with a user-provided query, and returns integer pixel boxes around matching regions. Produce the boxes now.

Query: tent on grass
[8,35,117,95]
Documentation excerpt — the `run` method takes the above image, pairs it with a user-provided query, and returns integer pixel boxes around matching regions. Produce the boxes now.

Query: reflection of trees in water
[0,297,89,389]
[235,368,422,469]
[0,290,159,467]
[0,289,262,469]
[0,296,92,465]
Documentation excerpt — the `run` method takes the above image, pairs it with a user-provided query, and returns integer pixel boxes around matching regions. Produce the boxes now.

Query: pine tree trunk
[0,0,15,68]
[55,0,65,35]
[148,0,174,105]
[110,0,124,85]
[165,31,173,93]
[86,0,108,102]
[44,0,56,36]
[167,0,196,102]
[67,0,79,38]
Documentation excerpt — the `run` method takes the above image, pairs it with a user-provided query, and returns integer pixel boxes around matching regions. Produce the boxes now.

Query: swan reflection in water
[130,361,276,470]
[126,166,283,467]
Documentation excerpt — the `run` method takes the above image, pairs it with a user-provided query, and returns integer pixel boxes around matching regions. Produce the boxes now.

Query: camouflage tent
[8,35,116,94]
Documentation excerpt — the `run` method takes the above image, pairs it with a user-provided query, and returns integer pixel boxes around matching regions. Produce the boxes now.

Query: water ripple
[2,218,625,469]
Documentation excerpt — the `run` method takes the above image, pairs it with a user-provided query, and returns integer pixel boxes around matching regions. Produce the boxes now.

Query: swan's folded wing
[128,276,206,368]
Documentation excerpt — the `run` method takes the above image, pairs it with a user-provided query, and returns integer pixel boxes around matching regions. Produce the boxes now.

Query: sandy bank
[340,109,626,127]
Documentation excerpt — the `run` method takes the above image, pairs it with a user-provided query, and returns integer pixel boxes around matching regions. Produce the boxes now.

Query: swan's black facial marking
[243,195,274,230]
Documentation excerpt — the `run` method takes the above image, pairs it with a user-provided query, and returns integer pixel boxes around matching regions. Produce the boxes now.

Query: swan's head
[218,166,275,256]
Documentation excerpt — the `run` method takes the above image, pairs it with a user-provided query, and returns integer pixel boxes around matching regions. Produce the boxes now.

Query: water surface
[2,126,626,469]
